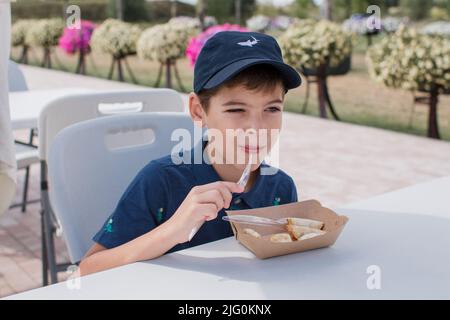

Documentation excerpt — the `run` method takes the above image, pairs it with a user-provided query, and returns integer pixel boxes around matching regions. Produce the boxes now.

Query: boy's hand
[166,181,244,244]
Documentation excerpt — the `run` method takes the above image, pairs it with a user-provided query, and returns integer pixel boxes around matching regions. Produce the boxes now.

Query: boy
[80,31,302,275]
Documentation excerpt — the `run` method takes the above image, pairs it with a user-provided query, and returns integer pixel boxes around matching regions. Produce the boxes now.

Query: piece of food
[243,228,261,238]
[299,233,322,240]
[270,233,293,243]
[286,217,324,230]
[286,225,325,240]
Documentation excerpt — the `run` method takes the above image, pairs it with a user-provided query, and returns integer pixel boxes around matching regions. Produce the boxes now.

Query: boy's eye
[225,108,245,113]
[266,106,281,113]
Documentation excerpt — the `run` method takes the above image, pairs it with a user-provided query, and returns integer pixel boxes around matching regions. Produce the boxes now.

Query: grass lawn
[11,41,450,142]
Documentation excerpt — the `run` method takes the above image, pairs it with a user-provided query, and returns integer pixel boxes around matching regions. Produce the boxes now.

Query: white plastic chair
[47,113,198,263]
[8,60,28,92]
[8,60,36,212]
[37,89,185,284]
[38,89,185,161]
[10,140,40,212]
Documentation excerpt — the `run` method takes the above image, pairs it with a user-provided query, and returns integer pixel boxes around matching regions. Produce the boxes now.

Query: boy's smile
[189,83,285,186]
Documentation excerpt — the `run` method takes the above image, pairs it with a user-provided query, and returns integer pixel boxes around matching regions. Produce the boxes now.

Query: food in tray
[270,233,293,243]
[233,215,327,243]
[285,217,324,230]
[286,225,326,240]
[242,225,325,243]
[243,228,261,238]
[299,233,322,240]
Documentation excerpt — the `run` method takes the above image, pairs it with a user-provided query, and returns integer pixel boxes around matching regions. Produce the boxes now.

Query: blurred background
[9,0,450,140]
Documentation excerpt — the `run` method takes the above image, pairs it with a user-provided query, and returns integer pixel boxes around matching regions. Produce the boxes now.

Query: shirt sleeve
[289,176,298,202]
[278,175,298,205]
[93,160,169,249]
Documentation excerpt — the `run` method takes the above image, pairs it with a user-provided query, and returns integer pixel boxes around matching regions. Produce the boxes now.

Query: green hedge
[12,1,109,21]
[11,0,196,23]
[147,1,196,22]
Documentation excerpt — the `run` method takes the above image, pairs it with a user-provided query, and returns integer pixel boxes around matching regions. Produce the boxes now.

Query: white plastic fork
[222,215,287,227]
[188,154,253,241]
[237,153,253,190]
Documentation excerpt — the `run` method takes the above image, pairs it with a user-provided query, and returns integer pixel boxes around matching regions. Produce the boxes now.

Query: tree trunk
[75,49,86,74]
[165,59,172,88]
[235,0,242,25]
[317,64,328,119]
[41,48,51,69]
[197,0,206,31]
[322,0,332,21]
[117,57,124,82]
[116,0,123,20]
[428,88,440,139]
[171,0,177,18]
[107,56,115,80]
[20,45,28,64]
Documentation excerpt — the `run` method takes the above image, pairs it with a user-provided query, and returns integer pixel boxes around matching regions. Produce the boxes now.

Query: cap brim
[202,58,302,92]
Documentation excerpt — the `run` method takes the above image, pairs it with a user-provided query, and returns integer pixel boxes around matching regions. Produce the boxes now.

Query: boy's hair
[197,64,288,112]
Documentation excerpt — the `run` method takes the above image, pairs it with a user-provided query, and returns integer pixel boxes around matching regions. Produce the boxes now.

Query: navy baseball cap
[194,31,301,94]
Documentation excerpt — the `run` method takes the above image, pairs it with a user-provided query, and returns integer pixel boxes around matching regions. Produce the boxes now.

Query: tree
[322,0,332,20]
[197,0,206,30]
[116,0,123,20]
[291,0,315,19]
[203,0,255,24]
[399,0,432,20]
[108,0,148,22]
[235,0,242,25]
[232,0,256,23]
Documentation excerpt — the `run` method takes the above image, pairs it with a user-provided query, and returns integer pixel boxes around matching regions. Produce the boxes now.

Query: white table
[343,176,450,219]
[9,88,92,130]
[6,208,450,300]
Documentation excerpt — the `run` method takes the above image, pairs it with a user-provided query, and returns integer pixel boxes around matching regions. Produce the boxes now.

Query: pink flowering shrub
[186,24,249,67]
[59,20,96,55]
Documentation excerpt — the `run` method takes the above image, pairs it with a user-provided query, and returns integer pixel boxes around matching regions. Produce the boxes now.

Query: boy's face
[190,83,284,172]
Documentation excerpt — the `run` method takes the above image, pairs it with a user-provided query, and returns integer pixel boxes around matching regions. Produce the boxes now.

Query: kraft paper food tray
[225,200,349,259]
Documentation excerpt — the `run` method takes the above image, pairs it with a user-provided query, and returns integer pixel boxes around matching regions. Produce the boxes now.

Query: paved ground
[2,65,450,298]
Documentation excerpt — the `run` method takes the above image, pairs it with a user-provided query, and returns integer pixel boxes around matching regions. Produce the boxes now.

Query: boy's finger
[194,181,243,194]
[198,203,219,221]
[215,185,232,208]
[195,189,224,211]
[220,181,245,193]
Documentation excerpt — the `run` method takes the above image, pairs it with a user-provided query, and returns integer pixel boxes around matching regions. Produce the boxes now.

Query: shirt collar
[189,140,222,185]
[187,140,270,209]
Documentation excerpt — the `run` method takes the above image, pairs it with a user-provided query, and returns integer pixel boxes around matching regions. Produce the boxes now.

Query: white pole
[0,0,17,216]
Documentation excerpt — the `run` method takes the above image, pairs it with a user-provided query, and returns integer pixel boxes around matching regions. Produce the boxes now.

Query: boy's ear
[188,92,207,127]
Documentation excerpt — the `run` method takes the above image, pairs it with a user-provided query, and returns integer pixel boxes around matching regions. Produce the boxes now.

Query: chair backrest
[8,60,28,92]
[38,89,185,160]
[47,112,200,262]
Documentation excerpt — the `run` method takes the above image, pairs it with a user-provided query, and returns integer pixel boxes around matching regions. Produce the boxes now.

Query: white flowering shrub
[271,16,293,31]
[382,16,409,33]
[11,19,35,47]
[204,16,218,28]
[422,21,450,37]
[168,15,216,30]
[25,19,64,48]
[279,19,353,69]
[168,16,200,29]
[90,19,141,57]
[342,15,375,35]
[246,15,271,32]
[367,26,450,92]
[137,22,198,63]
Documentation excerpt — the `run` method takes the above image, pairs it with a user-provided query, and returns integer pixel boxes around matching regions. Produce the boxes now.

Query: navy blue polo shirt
[93,141,298,253]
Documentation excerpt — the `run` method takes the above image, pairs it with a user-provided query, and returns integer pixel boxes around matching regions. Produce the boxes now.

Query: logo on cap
[237,36,260,47]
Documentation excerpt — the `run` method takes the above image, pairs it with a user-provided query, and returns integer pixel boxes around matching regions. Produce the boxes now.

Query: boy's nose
[244,114,264,132]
